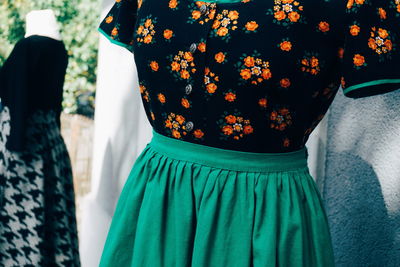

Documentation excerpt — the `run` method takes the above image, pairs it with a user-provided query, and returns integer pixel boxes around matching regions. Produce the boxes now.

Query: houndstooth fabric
[0,105,80,267]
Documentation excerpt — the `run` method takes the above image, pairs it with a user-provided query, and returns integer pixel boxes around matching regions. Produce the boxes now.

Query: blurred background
[0,0,98,228]
[0,0,100,244]
[0,0,98,117]
[1,1,152,266]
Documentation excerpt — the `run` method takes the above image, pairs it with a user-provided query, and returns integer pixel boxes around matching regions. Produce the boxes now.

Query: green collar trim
[98,27,133,51]
[343,79,400,95]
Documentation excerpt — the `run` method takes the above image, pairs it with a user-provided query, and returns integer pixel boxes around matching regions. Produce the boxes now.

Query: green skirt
[99,129,335,267]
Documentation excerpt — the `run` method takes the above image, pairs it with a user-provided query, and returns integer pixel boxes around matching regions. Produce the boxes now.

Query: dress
[0,36,80,266]
[97,0,400,266]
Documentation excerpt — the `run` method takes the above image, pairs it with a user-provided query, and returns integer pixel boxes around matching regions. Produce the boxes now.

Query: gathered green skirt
[99,129,335,267]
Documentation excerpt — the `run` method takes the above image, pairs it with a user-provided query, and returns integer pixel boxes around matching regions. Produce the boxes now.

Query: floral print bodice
[99,0,400,153]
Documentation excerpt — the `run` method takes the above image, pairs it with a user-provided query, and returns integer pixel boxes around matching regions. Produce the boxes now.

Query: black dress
[0,35,80,266]
[98,0,400,153]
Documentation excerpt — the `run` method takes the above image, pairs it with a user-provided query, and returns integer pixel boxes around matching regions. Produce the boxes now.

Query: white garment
[25,9,62,41]
[78,2,152,266]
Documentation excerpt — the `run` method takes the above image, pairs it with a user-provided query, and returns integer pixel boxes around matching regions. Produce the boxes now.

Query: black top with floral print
[98,0,400,153]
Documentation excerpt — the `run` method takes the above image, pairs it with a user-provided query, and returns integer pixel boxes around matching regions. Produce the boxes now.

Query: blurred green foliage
[0,0,100,118]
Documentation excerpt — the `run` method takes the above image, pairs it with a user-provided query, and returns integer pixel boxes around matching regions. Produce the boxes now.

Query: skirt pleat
[99,131,335,267]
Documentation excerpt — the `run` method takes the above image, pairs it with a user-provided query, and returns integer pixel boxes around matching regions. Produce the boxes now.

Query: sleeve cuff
[343,79,400,98]
[98,27,134,52]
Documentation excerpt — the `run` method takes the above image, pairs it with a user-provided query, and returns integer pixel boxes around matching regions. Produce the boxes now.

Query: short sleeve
[98,0,138,52]
[340,0,400,98]
[0,38,30,151]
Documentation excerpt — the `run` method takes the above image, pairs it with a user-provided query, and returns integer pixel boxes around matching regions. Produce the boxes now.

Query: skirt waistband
[148,129,309,173]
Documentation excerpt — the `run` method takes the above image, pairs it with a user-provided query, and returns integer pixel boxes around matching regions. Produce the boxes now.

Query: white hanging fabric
[78,1,153,266]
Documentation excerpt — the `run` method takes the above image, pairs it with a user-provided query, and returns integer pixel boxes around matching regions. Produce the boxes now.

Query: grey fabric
[308,88,400,267]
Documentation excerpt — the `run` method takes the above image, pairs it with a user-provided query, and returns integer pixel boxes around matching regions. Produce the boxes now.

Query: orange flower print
[283,137,290,147]
[163,112,195,138]
[279,39,292,51]
[205,82,218,93]
[280,78,291,88]
[193,129,205,139]
[353,54,366,68]
[149,60,159,71]
[198,42,207,52]
[105,15,113,24]
[222,125,234,135]
[390,1,400,18]
[244,21,259,33]
[270,107,293,131]
[244,56,255,67]
[210,9,240,42]
[169,0,179,9]
[340,76,346,88]
[139,82,150,102]
[266,0,306,28]
[176,115,185,125]
[300,51,322,75]
[157,93,166,104]
[349,24,360,36]
[181,70,190,79]
[136,15,157,46]
[235,50,272,85]
[224,89,237,102]
[338,47,344,59]
[312,82,338,100]
[111,27,118,37]
[240,69,252,80]
[243,125,254,135]
[225,114,236,124]
[321,82,338,99]
[346,0,354,9]
[187,1,217,25]
[204,67,220,97]
[172,129,181,138]
[167,50,197,81]
[368,26,395,59]
[217,110,254,140]
[346,0,366,12]
[215,52,226,63]
[317,21,330,33]
[378,8,387,20]
[181,97,191,108]
[258,98,268,108]
[163,29,174,42]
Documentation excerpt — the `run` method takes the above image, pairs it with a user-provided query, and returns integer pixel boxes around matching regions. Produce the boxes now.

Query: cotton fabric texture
[99,129,335,267]
[97,0,400,266]
[98,0,400,153]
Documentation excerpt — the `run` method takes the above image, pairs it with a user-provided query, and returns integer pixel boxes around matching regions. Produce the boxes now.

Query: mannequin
[0,9,66,151]
[0,9,80,267]
[25,9,62,41]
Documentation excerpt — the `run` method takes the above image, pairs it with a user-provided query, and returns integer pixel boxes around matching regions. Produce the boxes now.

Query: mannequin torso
[25,9,62,41]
